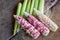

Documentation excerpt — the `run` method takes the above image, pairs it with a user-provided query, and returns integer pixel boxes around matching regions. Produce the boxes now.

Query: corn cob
[13,15,40,39]
[34,8,58,32]
[24,12,50,36]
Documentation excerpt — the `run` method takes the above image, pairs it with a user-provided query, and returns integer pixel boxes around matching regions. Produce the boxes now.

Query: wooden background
[0,0,60,40]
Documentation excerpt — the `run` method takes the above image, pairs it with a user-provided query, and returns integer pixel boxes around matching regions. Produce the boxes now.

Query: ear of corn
[34,9,58,32]
[24,12,50,36]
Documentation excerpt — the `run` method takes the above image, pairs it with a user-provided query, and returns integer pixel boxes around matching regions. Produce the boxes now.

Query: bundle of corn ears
[9,0,58,39]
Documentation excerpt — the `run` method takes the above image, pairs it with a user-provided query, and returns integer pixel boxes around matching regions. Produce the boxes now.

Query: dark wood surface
[0,0,20,40]
[0,0,60,40]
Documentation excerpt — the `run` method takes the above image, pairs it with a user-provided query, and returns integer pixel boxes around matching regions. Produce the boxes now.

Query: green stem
[26,0,31,13]
[20,0,28,17]
[33,0,39,16]
[34,0,39,9]
[30,0,35,14]
[13,3,22,35]
[38,0,45,14]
